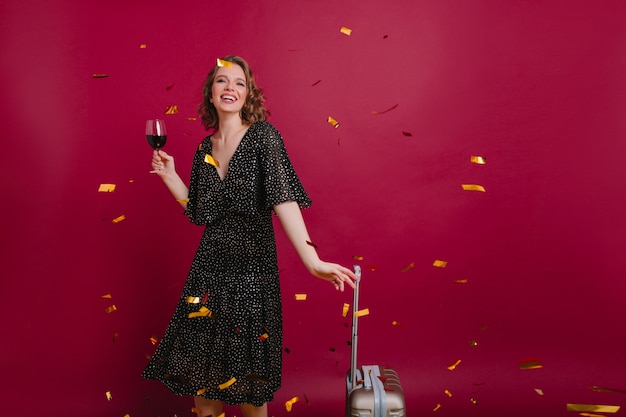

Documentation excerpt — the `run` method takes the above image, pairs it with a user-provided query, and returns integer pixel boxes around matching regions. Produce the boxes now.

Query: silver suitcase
[346,266,407,417]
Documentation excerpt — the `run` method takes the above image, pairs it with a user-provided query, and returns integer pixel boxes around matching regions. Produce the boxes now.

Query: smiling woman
[143,55,357,417]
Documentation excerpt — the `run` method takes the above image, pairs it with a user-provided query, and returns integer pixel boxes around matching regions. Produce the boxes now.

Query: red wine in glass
[146,119,167,150]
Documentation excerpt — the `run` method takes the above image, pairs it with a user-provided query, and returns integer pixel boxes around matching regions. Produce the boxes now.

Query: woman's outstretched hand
[150,150,176,178]
[308,260,358,292]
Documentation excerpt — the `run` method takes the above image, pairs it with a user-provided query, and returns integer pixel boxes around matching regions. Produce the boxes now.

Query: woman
[142,55,357,417]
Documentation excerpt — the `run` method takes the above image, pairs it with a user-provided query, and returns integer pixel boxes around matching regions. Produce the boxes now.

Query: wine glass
[146,119,167,150]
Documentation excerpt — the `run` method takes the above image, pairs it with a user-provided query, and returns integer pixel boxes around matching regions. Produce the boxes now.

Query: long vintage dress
[142,121,311,406]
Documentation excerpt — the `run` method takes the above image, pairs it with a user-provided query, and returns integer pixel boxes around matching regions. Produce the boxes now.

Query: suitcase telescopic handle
[350,265,362,386]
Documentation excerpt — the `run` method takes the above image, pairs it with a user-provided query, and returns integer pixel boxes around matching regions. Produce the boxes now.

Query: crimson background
[2,1,626,416]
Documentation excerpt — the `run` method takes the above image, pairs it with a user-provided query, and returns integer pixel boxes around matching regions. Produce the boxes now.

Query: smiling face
[210,64,248,117]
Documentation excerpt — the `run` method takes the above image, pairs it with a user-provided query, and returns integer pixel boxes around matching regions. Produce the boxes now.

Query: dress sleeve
[258,122,312,210]
[184,137,221,225]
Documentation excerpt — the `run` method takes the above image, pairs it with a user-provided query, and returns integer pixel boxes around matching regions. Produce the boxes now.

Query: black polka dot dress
[142,121,311,406]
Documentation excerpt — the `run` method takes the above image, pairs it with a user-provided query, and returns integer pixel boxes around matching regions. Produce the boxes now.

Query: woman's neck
[214,114,248,141]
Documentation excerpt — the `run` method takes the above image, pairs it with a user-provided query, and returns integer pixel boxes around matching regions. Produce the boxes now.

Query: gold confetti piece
[354,308,370,317]
[469,340,478,346]
[401,262,414,272]
[258,333,269,341]
[461,184,486,192]
[294,294,307,301]
[188,306,214,318]
[470,155,486,165]
[105,305,117,314]
[112,215,126,223]
[444,389,452,397]
[285,396,300,412]
[186,296,200,304]
[98,184,116,192]
[567,404,620,413]
[204,154,220,167]
[342,303,350,317]
[470,398,478,405]
[187,117,197,121]
[177,198,190,203]
[101,294,112,299]
[140,43,147,48]
[454,279,468,284]
[433,403,441,412]
[371,104,398,114]
[352,255,364,261]
[217,58,233,68]
[433,259,448,268]
[590,386,626,394]
[402,131,413,137]
[150,336,158,345]
[164,105,178,114]
[327,116,339,128]
[534,388,544,395]
[105,391,112,401]
[340,26,352,36]
[196,388,207,395]
[519,358,543,369]
[93,73,108,78]
[191,407,201,414]
[447,359,461,370]
[218,377,236,390]
[392,321,404,326]
[364,264,378,271]
[128,179,134,183]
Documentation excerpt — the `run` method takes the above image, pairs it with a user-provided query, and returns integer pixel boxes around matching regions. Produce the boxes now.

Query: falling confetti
[433,260,448,268]
[105,305,117,314]
[402,131,413,137]
[105,391,112,401]
[196,388,207,395]
[342,303,350,317]
[140,44,147,48]
[371,104,398,114]
[444,389,453,397]
[294,294,307,301]
[401,262,414,272]
[327,116,339,128]
[177,198,190,203]
[470,398,478,405]
[188,306,214,318]
[92,74,108,78]
[186,296,200,304]
[150,336,158,345]
[285,396,300,412]
[566,404,620,413]
[433,403,441,412]
[217,58,233,68]
[98,184,116,192]
[391,321,404,327]
[258,333,269,341]
[101,294,112,299]
[590,386,626,394]
[354,308,370,317]
[364,264,378,271]
[447,359,461,370]
[352,255,364,261]
[311,80,321,86]
[470,155,487,165]
[218,377,237,390]
[204,154,220,167]
[454,279,468,284]
[340,26,352,36]
[534,388,544,395]
[519,358,543,370]
[469,340,478,346]
[112,215,126,224]
[164,105,179,114]
[461,184,486,192]
[165,83,175,91]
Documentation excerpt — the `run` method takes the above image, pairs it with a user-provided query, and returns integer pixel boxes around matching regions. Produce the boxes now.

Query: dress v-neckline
[209,127,250,182]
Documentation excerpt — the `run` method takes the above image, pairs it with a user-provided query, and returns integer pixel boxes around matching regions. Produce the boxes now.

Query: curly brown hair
[198,55,269,130]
